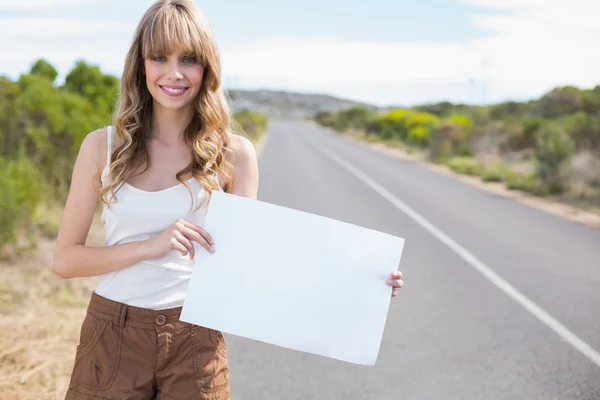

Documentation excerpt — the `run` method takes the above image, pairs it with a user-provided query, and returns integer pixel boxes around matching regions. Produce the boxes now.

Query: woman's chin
[153,98,195,112]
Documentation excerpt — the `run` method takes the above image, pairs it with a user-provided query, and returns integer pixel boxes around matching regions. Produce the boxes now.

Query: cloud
[222,39,481,85]
[0,17,131,36]
[1,1,598,106]
[462,0,600,99]
[0,16,133,82]
[0,0,99,10]
[221,0,600,105]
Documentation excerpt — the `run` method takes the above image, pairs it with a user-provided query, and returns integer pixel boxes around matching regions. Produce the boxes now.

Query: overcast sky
[0,0,598,107]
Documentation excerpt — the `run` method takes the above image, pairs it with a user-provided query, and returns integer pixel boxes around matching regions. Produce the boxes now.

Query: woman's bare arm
[53,128,150,279]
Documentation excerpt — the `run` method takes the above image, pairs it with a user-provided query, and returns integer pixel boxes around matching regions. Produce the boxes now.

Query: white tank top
[95,126,219,310]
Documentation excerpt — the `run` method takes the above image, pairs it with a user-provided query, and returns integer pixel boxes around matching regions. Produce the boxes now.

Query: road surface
[224,119,600,400]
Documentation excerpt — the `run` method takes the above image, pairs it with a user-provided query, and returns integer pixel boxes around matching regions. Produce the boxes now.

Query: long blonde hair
[99,0,236,209]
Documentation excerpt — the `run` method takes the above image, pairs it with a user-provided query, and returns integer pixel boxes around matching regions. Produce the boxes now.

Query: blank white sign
[180,191,405,365]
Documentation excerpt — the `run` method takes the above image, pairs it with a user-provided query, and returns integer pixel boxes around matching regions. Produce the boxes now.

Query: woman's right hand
[141,219,215,260]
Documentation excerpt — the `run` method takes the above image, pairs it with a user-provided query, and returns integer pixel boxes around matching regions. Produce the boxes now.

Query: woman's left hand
[386,271,404,297]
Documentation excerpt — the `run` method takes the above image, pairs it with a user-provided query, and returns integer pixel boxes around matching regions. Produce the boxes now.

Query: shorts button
[155,315,167,325]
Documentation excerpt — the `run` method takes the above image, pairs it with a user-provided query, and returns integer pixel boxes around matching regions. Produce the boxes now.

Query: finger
[170,238,189,257]
[386,277,403,286]
[391,289,397,297]
[175,231,195,259]
[386,278,404,288]
[183,228,214,254]
[391,271,403,279]
[182,220,214,245]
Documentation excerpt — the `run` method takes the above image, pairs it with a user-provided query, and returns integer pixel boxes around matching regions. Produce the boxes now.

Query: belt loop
[114,303,128,327]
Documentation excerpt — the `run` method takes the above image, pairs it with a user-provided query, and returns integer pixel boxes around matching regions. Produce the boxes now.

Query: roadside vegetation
[312,85,600,214]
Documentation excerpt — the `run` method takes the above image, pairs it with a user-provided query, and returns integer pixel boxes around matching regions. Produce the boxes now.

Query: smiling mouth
[160,85,189,96]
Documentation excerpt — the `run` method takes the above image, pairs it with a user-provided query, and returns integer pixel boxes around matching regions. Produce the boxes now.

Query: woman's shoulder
[79,126,110,175]
[227,133,257,170]
[228,133,256,158]
[222,133,259,195]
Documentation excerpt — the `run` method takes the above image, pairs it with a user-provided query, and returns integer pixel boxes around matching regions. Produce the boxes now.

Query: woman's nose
[167,62,183,80]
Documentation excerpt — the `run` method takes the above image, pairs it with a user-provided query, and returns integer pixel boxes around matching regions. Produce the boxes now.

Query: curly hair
[99,0,236,210]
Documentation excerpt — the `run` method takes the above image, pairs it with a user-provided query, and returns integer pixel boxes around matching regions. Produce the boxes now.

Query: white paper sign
[180,191,405,365]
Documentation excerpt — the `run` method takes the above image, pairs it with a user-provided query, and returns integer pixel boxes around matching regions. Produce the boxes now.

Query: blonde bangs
[141,4,208,64]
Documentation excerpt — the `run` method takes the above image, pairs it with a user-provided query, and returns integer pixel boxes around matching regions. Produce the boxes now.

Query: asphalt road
[224,119,600,400]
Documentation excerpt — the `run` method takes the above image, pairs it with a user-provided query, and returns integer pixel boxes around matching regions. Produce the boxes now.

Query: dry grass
[0,209,104,400]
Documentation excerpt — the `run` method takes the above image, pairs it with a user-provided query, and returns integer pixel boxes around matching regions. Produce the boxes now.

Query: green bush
[481,163,513,182]
[505,173,539,193]
[335,106,376,132]
[535,123,575,194]
[429,120,466,162]
[446,157,484,175]
[0,155,42,248]
[558,112,600,150]
[234,109,269,142]
[314,111,337,128]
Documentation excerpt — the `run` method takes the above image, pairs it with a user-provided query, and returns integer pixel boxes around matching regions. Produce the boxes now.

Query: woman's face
[144,45,205,112]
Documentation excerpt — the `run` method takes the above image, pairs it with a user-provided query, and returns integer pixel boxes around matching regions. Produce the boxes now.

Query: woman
[53,0,404,399]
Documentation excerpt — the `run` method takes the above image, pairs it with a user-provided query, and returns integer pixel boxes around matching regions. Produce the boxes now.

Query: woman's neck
[150,102,195,144]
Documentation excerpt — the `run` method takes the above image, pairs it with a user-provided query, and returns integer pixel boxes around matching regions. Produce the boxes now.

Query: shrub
[505,173,539,193]
[446,157,484,175]
[535,123,575,193]
[428,118,473,162]
[0,155,42,249]
[234,110,269,141]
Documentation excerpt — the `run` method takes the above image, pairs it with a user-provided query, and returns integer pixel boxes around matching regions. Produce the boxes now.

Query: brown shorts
[65,292,231,400]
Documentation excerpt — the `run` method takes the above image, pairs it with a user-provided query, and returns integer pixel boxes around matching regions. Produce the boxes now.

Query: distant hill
[226,89,377,118]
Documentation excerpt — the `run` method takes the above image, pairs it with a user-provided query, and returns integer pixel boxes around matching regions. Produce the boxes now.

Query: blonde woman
[53,0,404,399]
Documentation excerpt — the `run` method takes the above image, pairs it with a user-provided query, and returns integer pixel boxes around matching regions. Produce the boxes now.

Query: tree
[64,60,119,113]
[30,59,58,83]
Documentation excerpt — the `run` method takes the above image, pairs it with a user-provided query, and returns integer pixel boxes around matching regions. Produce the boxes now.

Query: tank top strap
[215,172,222,191]
[101,126,114,185]
[106,126,114,165]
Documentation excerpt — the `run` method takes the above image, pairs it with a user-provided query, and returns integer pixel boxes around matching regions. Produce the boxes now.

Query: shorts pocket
[190,325,230,395]
[69,313,123,391]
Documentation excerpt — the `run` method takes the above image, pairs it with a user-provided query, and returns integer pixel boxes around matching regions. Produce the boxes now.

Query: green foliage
[369,109,439,146]
[448,115,474,136]
[539,86,586,118]
[557,112,600,150]
[505,173,539,193]
[414,101,459,118]
[234,109,269,142]
[0,60,116,256]
[312,82,599,206]
[314,111,337,128]
[30,59,58,83]
[0,155,42,247]
[446,157,485,175]
[490,101,524,120]
[428,117,474,161]
[337,106,376,131]
[314,107,376,133]
[64,60,119,114]
[481,163,513,182]
[535,123,575,193]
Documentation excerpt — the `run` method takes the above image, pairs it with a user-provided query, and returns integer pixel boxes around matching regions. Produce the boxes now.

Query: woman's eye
[183,56,196,64]
[153,56,166,62]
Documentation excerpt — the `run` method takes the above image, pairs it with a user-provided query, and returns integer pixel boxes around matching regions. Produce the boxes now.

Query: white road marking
[312,140,600,369]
